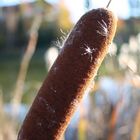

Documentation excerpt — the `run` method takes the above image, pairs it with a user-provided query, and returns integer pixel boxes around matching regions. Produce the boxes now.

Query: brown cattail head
[18,8,117,140]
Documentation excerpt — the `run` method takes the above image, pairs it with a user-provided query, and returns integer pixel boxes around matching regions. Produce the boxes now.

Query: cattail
[18,8,117,140]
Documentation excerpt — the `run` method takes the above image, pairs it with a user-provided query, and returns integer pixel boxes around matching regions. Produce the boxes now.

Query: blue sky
[0,0,130,22]
[46,0,130,21]
[0,0,36,7]
[64,0,130,22]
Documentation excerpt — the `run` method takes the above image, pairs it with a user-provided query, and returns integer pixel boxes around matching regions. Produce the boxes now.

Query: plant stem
[11,15,42,118]
[106,0,112,8]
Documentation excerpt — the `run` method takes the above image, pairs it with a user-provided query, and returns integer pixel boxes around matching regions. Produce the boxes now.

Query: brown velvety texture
[18,8,117,140]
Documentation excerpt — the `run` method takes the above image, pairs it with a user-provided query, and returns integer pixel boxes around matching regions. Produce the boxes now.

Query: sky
[64,0,130,22]
[0,0,130,22]
[47,0,130,23]
[0,0,35,7]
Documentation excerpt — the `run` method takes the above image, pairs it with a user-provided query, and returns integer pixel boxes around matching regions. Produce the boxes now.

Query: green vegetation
[0,50,46,103]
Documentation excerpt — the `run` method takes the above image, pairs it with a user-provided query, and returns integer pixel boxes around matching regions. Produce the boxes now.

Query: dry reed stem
[0,90,4,116]
[11,15,42,117]
[0,90,17,140]
[131,108,140,140]
[108,98,123,140]
[106,0,112,8]
[78,118,87,140]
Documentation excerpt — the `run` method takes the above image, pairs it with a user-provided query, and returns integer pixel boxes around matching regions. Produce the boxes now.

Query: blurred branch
[11,14,42,117]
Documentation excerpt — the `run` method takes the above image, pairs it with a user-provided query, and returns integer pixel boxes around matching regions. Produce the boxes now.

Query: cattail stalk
[18,8,117,140]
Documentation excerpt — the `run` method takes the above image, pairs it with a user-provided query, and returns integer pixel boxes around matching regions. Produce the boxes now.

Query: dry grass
[0,13,42,140]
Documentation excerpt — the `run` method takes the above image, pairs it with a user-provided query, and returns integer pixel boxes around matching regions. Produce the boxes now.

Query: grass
[0,49,47,103]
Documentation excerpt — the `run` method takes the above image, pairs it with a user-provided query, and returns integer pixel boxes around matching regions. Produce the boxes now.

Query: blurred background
[0,0,140,140]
